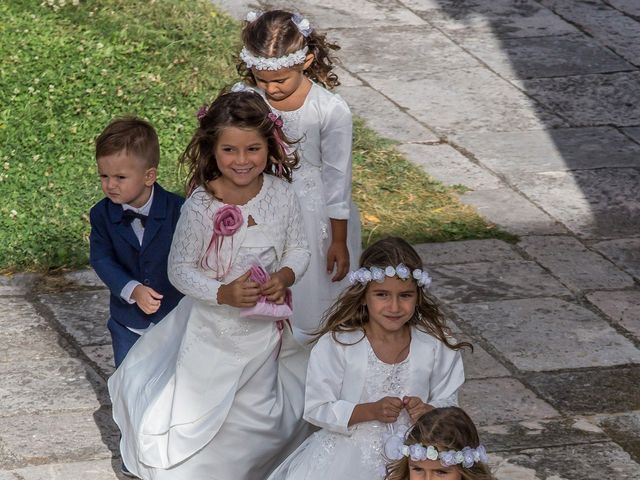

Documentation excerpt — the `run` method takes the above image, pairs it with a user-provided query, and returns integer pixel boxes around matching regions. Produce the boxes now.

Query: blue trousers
[107,317,142,368]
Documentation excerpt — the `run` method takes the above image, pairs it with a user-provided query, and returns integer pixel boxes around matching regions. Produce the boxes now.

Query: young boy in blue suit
[90,117,184,369]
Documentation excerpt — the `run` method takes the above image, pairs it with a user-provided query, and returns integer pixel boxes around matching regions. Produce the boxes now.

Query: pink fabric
[240,265,293,321]
[202,204,244,277]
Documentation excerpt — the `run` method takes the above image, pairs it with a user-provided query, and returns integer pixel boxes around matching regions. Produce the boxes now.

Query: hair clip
[268,112,284,128]
[195,104,208,120]
[245,11,263,22]
[291,13,313,37]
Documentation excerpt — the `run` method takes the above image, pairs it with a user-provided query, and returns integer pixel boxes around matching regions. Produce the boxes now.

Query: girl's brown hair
[385,407,495,480]
[179,90,299,195]
[237,10,340,89]
[315,237,470,351]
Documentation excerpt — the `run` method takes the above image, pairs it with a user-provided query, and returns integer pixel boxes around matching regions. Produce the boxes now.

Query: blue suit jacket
[89,183,185,329]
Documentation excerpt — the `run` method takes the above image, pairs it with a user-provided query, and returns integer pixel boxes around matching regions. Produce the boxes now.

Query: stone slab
[479,417,608,452]
[360,68,566,135]
[540,0,640,65]
[492,442,640,480]
[397,143,503,190]
[271,0,425,28]
[0,358,108,416]
[609,0,640,16]
[518,236,634,292]
[38,290,111,346]
[337,86,439,143]
[525,72,640,126]
[459,33,632,79]
[526,365,640,415]
[624,127,640,144]
[332,66,362,87]
[460,378,558,426]
[0,473,17,480]
[451,127,640,176]
[597,411,640,464]
[414,239,522,265]
[510,168,640,239]
[0,409,117,464]
[593,238,640,281]
[328,26,479,75]
[61,269,104,288]
[0,441,19,470]
[458,334,511,379]
[453,298,640,371]
[83,345,115,377]
[0,273,41,296]
[210,0,256,20]
[11,459,121,480]
[586,290,640,339]
[431,261,570,304]
[407,0,577,39]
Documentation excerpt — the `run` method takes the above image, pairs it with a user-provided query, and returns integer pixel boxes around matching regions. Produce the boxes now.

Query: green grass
[0,0,510,273]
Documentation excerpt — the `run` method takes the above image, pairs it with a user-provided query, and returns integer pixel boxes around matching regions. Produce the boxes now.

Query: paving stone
[0,358,108,416]
[271,0,425,28]
[519,236,634,291]
[586,290,640,339]
[360,68,566,135]
[458,334,511,380]
[328,26,479,75]
[210,0,256,19]
[0,273,41,296]
[38,291,111,346]
[332,66,362,87]
[11,459,121,480]
[493,442,640,479]
[460,378,558,426]
[83,345,115,377]
[624,127,640,144]
[479,416,608,452]
[525,72,640,126]
[459,188,568,236]
[540,0,640,65]
[0,441,20,470]
[609,0,640,16]
[61,269,104,288]
[414,239,522,265]
[0,409,117,464]
[597,411,640,464]
[453,298,640,371]
[451,127,640,177]
[526,365,640,415]
[397,143,503,190]
[510,168,640,239]
[406,0,577,39]
[593,238,640,281]
[460,33,632,80]
[0,472,17,480]
[337,86,439,143]
[431,260,570,304]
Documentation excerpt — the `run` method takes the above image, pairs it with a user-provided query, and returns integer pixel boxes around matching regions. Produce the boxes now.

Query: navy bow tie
[122,209,148,227]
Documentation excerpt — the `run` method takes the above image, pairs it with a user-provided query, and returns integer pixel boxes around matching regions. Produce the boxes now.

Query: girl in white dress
[236,10,362,342]
[268,237,471,480]
[108,91,311,480]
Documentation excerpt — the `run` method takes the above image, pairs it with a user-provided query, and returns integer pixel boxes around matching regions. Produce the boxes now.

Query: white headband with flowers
[348,264,432,288]
[241,11,313,71]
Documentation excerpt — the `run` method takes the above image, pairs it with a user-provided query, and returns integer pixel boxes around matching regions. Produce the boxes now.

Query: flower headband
[348,264,432,288]
[384,432,488,468]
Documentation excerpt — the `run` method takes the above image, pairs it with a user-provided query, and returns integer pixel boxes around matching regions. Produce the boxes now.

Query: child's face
[97,150,156,208]
[251,62,310,103]
[214,126,268,194]
[409,459,461,480]
[363,276,417,334]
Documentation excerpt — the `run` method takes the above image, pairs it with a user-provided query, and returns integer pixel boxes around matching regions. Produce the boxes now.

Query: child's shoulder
[315,329,364,351]
[310,83,350,110]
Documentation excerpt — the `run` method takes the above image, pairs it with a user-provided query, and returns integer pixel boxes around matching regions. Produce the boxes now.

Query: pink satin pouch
[240,265,293,321]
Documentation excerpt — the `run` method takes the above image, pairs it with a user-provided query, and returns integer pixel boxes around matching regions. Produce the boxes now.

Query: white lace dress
[268,337,413,480]
[263,82,362,342]
[108,176,311,480]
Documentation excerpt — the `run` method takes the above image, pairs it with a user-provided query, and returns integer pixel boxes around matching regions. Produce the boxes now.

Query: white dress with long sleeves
[262,82,362,341]
[267,328,465,480]
[108,175,311,480]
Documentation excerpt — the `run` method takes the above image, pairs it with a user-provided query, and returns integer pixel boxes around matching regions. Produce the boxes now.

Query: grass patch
[1,0,510,273]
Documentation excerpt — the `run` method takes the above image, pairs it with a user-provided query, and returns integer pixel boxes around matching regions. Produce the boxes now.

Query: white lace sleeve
[168,195,221,305]
[280,190,310,282]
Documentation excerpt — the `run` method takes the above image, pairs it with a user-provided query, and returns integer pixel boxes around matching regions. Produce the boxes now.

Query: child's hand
[261,268,294,304]
[326,240,350,282]
[403,396,434,423]
[132,285,163,314]
[217,271,261,308]
[371,396,404,423]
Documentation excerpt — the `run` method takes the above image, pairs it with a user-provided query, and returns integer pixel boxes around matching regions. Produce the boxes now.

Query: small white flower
[384,266,396,277]
[427,445,438,461]
[9,209,17,218]
[245,11,262,22]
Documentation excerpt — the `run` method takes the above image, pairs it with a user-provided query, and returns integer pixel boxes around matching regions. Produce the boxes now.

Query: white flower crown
[348,264,432,288]
[384,432,488,468]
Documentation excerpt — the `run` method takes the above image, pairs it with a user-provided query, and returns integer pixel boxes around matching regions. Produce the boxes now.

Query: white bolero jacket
[168,175,310,304]
[304,328,465,435]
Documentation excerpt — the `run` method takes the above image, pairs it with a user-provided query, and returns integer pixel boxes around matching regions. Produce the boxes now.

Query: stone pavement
[2,0,639,478]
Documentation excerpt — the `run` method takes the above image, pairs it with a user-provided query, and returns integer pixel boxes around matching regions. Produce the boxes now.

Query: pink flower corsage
[202,204,244,276]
